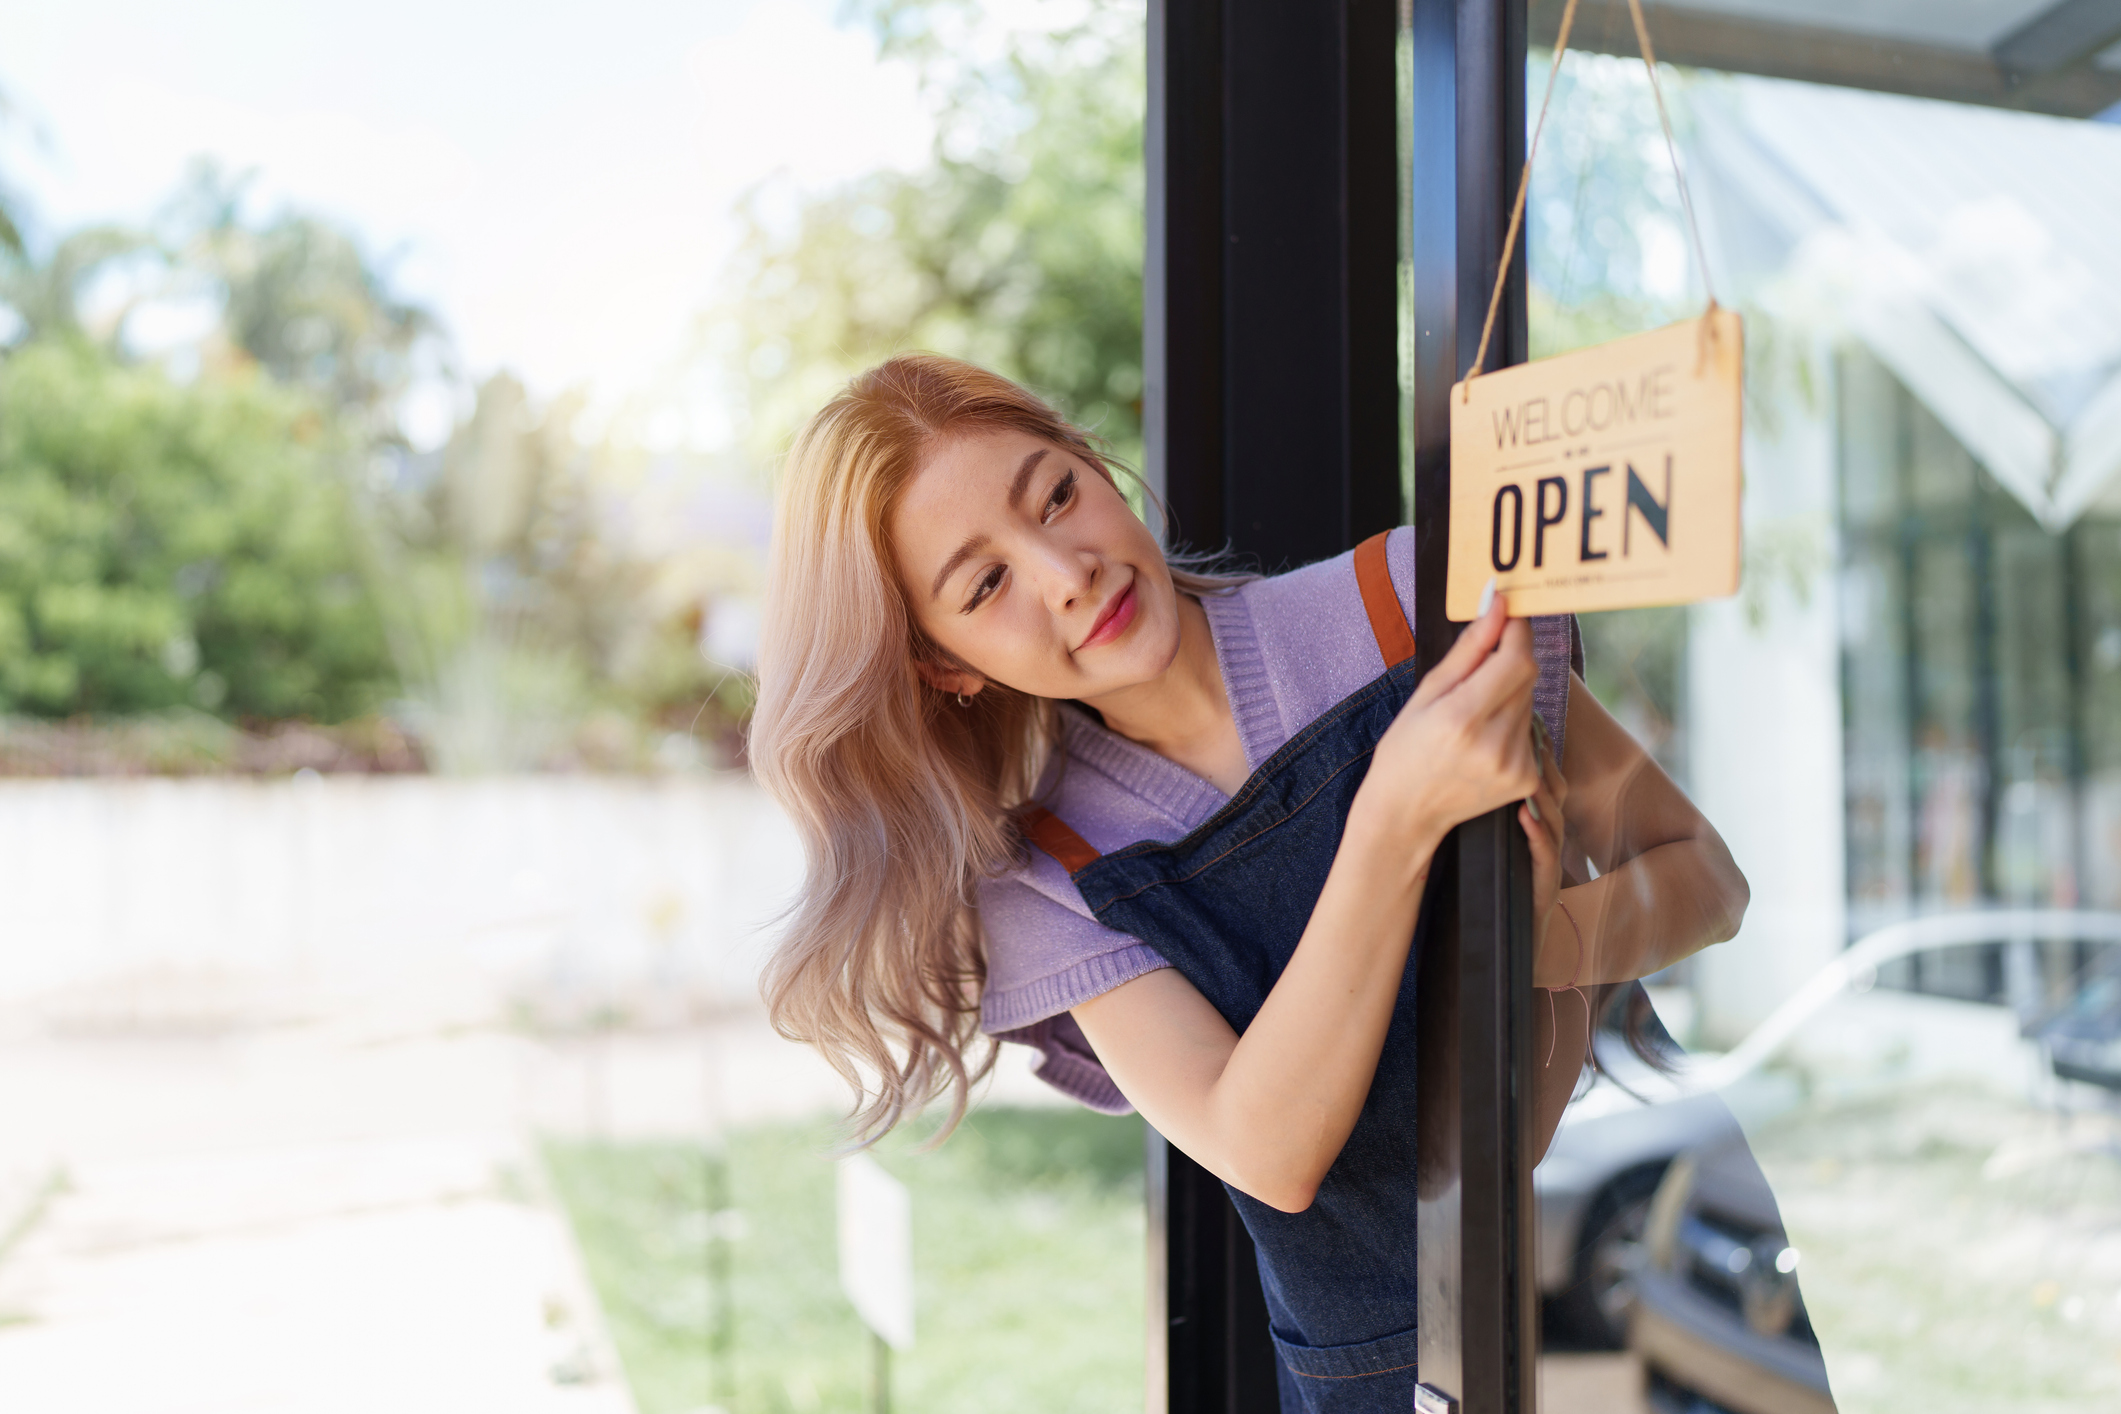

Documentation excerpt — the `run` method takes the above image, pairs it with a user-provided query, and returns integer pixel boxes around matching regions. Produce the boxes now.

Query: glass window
[1531,39,2121,1407]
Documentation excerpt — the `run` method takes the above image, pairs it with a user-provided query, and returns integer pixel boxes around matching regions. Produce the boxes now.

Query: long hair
[749,353,1234,1143]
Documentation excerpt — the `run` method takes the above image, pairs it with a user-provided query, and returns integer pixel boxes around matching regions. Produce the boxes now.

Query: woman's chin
[1078,623,1183,699]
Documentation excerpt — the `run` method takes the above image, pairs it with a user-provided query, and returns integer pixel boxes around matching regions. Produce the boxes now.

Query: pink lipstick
[1079,581,1139,651]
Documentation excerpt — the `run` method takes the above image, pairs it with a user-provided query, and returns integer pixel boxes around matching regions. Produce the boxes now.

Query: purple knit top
[976,527,1580,1112]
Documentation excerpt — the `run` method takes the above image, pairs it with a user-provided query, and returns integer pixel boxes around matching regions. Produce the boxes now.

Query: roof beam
[1993,0,2121,75]
[1529,0,2121,119]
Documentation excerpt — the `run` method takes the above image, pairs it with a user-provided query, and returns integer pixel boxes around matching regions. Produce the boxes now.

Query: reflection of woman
[752,354,1749,1411]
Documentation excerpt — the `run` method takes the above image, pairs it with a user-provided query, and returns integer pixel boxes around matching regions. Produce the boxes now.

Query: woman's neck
[1078,594,1250,795]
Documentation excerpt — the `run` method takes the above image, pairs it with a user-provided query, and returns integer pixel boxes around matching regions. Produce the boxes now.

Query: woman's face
[890,426,1182,703]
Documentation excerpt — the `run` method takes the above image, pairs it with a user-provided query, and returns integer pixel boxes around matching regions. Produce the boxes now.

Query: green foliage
[165,161,438,436]
[545,1106,1145,1414]
[367,372,750,771]
[0,86,26,261]
[723,0,1146,466]
[1528,50,1707,318]
[0,226,156,347]
[0,340,395,719]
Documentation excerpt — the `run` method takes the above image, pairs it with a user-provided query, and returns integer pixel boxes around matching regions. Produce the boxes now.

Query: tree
[163,162,442,441]
[0,163,463,730]
[0,85,27,261]
[0,339,396,720]
[720,0,1147,467]
[0,224,158,347]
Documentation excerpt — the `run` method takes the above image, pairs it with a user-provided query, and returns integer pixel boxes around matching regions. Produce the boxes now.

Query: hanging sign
[1445,307,1744,621]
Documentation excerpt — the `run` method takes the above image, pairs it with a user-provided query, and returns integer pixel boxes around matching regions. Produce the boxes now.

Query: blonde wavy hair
[749,353,1234,1142]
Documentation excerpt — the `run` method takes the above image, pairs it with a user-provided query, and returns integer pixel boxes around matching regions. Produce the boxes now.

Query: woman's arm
[1530,673,1749,989]
[1074,601,1545,1214]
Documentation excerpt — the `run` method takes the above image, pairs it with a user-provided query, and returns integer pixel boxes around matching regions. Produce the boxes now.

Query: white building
[1680,79,2121,1039]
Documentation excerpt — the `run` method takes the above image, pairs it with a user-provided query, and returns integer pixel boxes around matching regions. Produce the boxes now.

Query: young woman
[751,354,1748,1410]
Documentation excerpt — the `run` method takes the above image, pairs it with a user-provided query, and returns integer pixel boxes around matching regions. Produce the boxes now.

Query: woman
[751,353,1747,1410]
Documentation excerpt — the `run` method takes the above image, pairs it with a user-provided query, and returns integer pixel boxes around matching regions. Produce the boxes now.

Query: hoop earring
[956,692,972,708]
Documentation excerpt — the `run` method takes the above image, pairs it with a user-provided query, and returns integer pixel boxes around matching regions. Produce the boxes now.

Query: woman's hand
[1348,593,1542,873]
[1076,597,1544,1214]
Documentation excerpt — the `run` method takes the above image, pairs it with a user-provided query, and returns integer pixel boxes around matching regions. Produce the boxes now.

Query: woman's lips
[1079,581,1139,651]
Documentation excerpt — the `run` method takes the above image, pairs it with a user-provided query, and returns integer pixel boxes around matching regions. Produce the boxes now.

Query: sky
[0,0,939,448]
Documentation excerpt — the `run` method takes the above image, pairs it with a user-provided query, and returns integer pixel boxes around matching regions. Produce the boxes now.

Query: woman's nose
[1036,548,1099,609]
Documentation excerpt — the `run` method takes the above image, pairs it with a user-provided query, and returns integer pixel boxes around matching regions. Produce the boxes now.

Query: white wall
[0,775,803,1016]
[1686,351,1848,1045]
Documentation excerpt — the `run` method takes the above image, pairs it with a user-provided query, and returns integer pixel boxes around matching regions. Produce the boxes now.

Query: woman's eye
[1042,470,1077,522]
[964,565,1005,613]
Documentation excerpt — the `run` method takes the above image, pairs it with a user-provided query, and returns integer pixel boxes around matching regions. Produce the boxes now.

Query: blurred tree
[0,225,158,347]
[161,162,442,441]
[1524,53,1775,789]
[0,86,28,261]
[1527,51,1705,341]
[720,0,1146,466]
[0,162,443,437]
[0,162,482,734]
[364,371,750,771]
[0,339,396,720]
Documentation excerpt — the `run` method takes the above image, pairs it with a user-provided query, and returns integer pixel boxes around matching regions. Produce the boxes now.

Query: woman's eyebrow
[931,534,989,601]
[928,449,1053,600]
[1006,448,1049,508]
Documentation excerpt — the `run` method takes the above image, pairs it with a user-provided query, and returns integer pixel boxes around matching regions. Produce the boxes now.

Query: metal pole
[872,1330,890,1414]
[1410,1,1539,1410]
[1144,2,1399,1410]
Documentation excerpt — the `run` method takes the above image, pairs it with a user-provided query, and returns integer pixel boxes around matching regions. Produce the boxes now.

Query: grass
[1747,1082,2121,1414]
[544,1106,1147,1414]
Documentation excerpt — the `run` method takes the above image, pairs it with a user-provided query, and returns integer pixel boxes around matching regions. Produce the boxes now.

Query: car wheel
[1549,1163,1666,1349]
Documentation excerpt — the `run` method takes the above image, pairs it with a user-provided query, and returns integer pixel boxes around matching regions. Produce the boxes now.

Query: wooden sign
[1446,308,1744,620]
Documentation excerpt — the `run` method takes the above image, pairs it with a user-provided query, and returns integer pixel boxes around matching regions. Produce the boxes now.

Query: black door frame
[1409,2,1541,1407]
[1142,2,1534,1410]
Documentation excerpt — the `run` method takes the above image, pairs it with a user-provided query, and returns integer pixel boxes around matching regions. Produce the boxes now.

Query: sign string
[1462,0,1720,402]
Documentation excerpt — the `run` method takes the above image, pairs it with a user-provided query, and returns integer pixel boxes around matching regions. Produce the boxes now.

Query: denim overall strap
[1021,533,1426,1413]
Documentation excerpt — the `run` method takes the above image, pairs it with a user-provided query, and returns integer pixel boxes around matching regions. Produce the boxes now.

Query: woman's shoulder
[1239,524,1417,631]
[1215,527,1417,752]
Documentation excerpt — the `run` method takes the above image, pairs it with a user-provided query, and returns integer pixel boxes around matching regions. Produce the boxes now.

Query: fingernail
[1478,576,1498,618]
[1526,796,1541,823]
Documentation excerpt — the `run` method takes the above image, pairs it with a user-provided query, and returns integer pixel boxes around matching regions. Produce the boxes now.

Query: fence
[0,775,803,1025]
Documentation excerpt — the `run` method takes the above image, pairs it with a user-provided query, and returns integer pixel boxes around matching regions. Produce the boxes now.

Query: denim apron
[1022,532,1427,1412]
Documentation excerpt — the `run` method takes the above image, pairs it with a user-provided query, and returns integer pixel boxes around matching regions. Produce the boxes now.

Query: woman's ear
[911,657,985,700]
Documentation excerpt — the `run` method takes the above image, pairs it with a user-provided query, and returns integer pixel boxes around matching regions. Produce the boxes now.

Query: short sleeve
[978,875,1169,1033]
[978,874,1169,1113]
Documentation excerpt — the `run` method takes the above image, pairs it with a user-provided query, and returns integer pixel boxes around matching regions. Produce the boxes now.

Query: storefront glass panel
[1527,38,2121,1410]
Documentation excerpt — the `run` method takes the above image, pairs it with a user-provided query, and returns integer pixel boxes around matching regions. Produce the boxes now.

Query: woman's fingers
[1526,776,1564,852]
[1536,730,1567,812]
[1436,621,1538,736]
[1520,800,1556,860]
[1412,590,1511,704]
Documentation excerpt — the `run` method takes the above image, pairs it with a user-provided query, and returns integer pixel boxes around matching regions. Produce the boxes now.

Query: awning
[1533,0,2121,119]
[1693,77,2121,526]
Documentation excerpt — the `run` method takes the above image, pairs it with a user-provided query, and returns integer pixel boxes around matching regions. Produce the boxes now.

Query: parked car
[2038,968,2121,1091]
[1629,1133,1835,1414]
[1536,1016,1740,1346]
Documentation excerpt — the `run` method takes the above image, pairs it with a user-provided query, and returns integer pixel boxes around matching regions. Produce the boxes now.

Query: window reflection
[1840,350,2121,1008]
[1532,43,2121,1407]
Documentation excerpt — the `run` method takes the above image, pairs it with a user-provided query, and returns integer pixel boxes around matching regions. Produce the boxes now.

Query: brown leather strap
[1353,530,1417,668]
[1020,806,1102,872]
